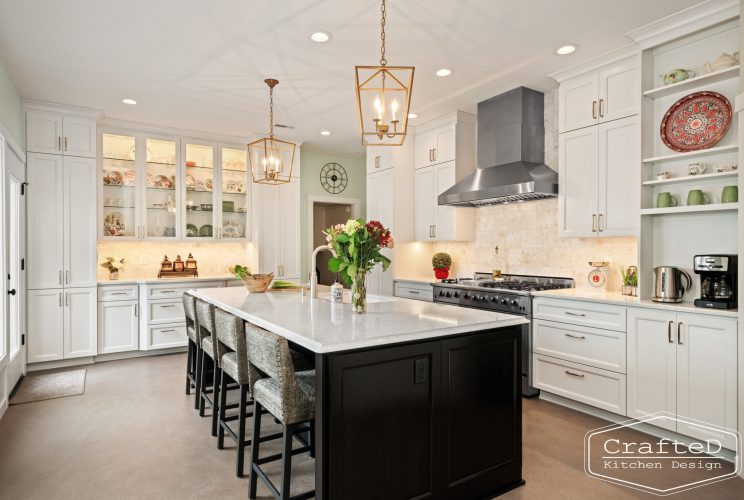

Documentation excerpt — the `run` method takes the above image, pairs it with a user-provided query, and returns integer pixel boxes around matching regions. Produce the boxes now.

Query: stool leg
[309,420,316,458]
[198,352,209,416]
[217,372,228,449]
[185,340,193,395]
[248,402,263,499]
[194,347,203,410]
[280,424,294,500]
[212,367,221,437]
[237,384,248,477]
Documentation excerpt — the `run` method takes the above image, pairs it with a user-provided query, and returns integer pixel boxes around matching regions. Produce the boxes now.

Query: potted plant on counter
[325,219,394,314]
[621,265,638,296]
[100,256,125,280]
[432,252,452,280]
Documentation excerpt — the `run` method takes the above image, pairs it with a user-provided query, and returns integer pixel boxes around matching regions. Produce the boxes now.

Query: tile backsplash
[96,241,256,280]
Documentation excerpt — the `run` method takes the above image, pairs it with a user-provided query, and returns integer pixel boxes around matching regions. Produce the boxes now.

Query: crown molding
[625,0,739,49]
[22,99,104,120]
[548,45,638,83]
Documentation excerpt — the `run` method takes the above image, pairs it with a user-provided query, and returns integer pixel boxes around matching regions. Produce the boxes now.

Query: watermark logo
[585,412,741,496]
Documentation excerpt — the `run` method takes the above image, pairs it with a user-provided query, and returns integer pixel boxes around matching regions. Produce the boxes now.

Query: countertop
[189,286,528,353]
[98,275,235,285]
[532,288,738,318]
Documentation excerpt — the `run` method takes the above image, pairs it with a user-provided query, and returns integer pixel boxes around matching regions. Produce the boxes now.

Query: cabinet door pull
[565,370,585,378]
[161,329,176,333]
[668,321,674,343]
[677,322,683,345]
[408,290,420,295]
[65,270,70,284]
[64,137,68,151]
[160,304,177,308]
[59,293,62,307]
[59,270,63,285]
[134,304,138,317]
[111,292,128,296]
[432,148,436,162]
[598,213,604,231]
[433,225,436,238]
[592,100,597,119]
[65,293,69,307]
[599,98,604,117]
[58,136,62,151]
[592,214,597,232]
[565,333,586,339]
[160,290,176,294]
[565,311,586,317]
[375,155,380,169]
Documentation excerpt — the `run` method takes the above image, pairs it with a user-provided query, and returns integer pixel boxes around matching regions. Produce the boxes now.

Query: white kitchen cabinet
[557,57,639,133]
[414,166,435,240]
[627,308,738,449]
[366,168,394,295]
[27,154,96,289]
[257,179,300,279]
[414,122,457,169]
[98,285,139,355]
[64,287,97,358]
[27,289,64,363]
[26,109,96,158]
[366,145,392,173]
[559,116,639,238]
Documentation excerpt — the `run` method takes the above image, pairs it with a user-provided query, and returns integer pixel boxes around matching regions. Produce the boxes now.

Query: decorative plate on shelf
[123,170,136,186]
[185,173,196,189]
[660,91,732,152]
[199,224,213,237]
[104,212,126,236]
[186,223,198,237]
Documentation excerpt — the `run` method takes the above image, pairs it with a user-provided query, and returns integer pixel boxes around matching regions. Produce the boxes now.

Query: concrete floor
[0,353,742,499]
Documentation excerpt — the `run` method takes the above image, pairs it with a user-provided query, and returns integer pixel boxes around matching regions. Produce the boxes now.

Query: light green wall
[300,149,366,278]
[0,58,23,147]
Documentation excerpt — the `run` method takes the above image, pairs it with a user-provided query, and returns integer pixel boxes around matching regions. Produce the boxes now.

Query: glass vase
[351,271,368,314]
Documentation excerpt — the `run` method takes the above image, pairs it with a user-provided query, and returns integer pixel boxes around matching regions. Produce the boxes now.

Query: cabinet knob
[7,289,16,296]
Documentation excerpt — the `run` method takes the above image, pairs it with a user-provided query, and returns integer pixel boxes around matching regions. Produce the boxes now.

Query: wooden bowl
[240,273,274,293]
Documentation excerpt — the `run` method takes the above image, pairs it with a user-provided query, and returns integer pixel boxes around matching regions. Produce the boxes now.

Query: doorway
[307,196,360,286]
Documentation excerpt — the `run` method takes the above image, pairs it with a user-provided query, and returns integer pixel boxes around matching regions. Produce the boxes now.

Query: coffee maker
[693,255,737,309]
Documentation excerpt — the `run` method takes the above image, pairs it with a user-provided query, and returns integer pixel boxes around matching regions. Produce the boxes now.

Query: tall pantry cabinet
[25,103,99,363]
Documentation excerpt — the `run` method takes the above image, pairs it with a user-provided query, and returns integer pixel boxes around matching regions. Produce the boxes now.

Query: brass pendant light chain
[380,0,387,66]
[268,84,274,138]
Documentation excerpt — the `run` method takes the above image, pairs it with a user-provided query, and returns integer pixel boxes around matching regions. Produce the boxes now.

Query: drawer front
[149,301,185,324]
[149,324,187,350]
[533,298,626,332]
[395,283,434,302]
[98,285,138,302]
[534,354,626,415]
[533,319,626,373]
[147,281,225,299]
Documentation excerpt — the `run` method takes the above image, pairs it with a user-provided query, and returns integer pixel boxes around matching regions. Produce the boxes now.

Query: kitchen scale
[588,261,609,288]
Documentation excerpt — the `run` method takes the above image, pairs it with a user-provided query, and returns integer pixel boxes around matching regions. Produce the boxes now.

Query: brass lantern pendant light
[248,78,296,185]
[355,0,414,146]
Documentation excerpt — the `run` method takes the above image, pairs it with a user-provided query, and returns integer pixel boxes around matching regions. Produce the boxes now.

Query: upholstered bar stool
[214,309,282,477]
[195,299,224,436]
[182,292,199,400]
[247,324,315,500]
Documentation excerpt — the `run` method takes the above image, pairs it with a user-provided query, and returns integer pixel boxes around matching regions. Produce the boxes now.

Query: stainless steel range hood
[438,87,558,206]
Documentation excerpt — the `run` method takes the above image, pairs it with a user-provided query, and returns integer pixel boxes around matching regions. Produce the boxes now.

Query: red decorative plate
[660,91,732,152]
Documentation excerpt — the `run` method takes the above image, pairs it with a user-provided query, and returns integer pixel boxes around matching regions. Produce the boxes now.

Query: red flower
[365,220,392,247]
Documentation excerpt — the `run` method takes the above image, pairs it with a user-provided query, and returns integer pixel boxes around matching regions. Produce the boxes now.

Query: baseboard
[27,347,187,372]
[539,391,737,463]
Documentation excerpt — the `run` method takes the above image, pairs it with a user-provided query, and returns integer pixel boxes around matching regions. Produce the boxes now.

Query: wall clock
[320,162,348,194]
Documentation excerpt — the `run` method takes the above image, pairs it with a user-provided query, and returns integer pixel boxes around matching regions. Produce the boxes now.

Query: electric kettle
[652,266,692,303]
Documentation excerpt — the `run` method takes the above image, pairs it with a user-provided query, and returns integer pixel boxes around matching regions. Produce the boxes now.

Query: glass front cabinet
[99,130,250,242]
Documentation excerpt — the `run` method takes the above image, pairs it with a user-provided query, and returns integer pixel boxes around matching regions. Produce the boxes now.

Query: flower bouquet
[325,219,394,313]
[100,257,125,280]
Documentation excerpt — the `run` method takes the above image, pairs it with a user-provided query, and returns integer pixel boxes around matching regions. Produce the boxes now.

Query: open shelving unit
[632,10,741,302]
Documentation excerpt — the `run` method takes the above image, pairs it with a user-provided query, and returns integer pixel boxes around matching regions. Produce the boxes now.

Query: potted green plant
[432,252,452,280]
[621,265,638,296]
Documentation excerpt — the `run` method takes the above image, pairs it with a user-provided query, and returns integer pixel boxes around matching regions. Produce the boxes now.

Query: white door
[62,117,96,158]
[676,313,738,450]
[64,287,97,358]
[414,166,435,241]
[27,289,64,363]
[558,74,598,133]
[4,142,26,390]
[256,184,279,276]
[414,131,434,170]
[432,124,456,165]
[597,117,640,236]
[598,60,639,124]
[98,301,139,354]
[26,111,63,155]
[433,161,456,240]
[559,127,598,238]
[27,154,64,289]
[627,308,677,430]
[278,180,300,279]
[64,156,97,287]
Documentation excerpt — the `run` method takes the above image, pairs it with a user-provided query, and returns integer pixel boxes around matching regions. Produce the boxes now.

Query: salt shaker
[330,275,344,303]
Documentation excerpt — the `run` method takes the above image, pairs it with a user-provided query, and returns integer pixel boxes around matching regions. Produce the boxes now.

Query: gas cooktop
[437,273,573,295]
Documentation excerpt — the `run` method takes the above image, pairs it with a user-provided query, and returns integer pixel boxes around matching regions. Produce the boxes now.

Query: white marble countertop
[532,288,738,318]
[98,275,234,286]
[188,286,528,353]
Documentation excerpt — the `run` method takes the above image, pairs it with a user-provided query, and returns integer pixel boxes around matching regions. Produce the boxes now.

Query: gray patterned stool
[247,324,315,500]
[195,299,225,437]
[182,292,199,401]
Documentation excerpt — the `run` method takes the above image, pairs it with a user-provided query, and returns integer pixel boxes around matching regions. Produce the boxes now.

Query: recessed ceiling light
[555,44,577,55]
[408,113,418,119]
[310,31,331,43]
[435,68,452,77]
[122,98,137,105]
[321,130,331,136]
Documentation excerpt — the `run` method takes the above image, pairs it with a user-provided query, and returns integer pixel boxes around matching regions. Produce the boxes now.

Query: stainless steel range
[433,272,574,396]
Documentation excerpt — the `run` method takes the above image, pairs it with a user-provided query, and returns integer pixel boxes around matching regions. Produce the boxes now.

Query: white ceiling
[0,0,702,154]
